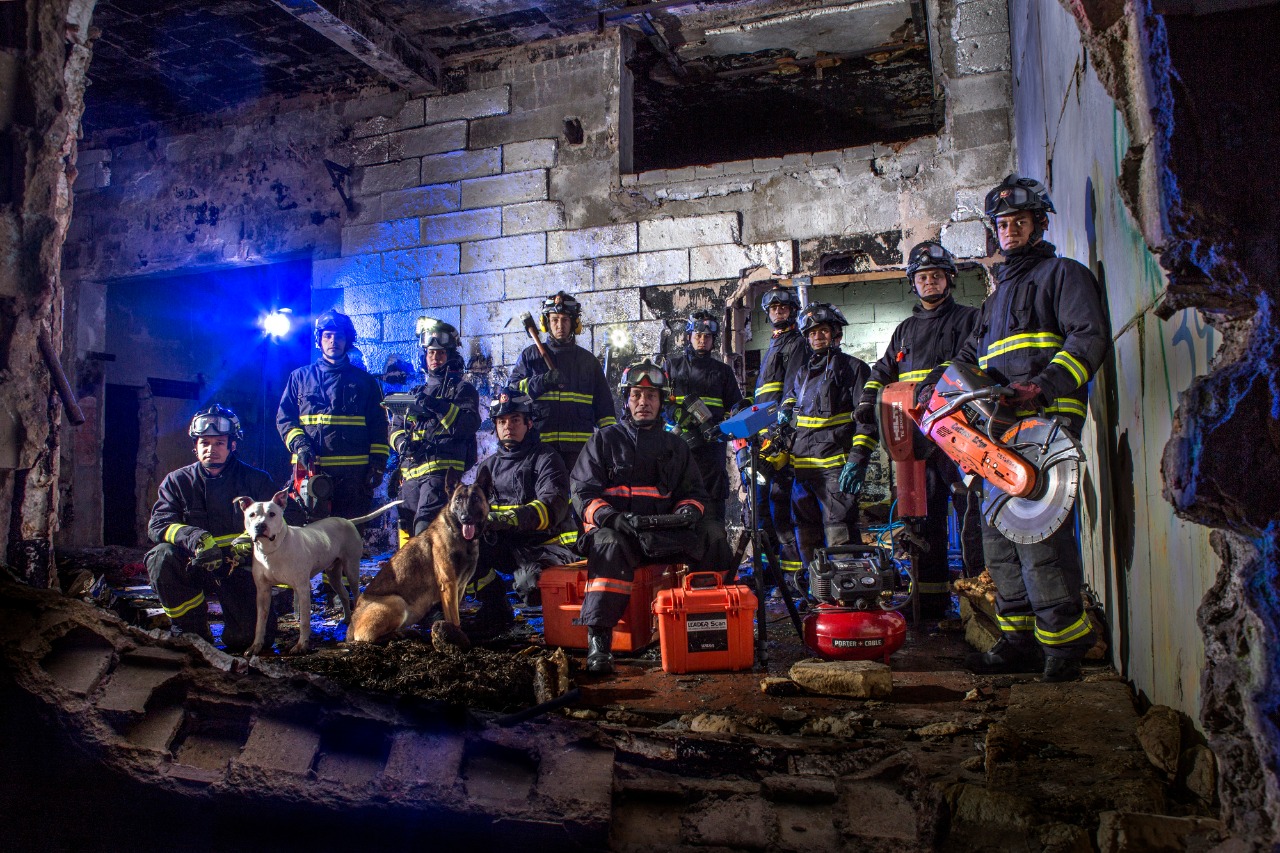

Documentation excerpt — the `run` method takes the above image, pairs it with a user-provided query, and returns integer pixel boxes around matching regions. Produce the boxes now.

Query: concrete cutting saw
[879,363,1083,544]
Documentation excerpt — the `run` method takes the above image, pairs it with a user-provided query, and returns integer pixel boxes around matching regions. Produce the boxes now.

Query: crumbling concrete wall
[1012,0,1280,846]
[1,0,97,583]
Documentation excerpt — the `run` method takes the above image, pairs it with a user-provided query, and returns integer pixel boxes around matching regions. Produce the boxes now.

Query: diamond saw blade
[982,418,1083,544]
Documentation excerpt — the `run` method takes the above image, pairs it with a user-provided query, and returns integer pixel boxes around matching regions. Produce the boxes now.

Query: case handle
[684,571,724,591]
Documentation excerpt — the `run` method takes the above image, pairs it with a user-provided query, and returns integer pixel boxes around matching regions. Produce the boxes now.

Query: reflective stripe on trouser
[477,536,576,601]
[328,471,374,525]
[791,468,859,569]
[144,542,258,652]
[576,525,707,629]
[398,472,449,537]
[981,513,1093,658]
[760,468,803,575]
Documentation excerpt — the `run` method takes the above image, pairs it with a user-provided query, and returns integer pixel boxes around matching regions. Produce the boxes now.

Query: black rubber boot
[917,594,954,620]
[170,613,214,645]
[1042,656,1082,683]
[466,572,514,642]
[586,626,615,675]
[965,638,1044,674]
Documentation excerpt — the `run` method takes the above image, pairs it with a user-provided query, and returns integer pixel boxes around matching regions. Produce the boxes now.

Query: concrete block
[686,796,771,849]
[811,149,844,166]
[467,297,545,334]
[381,183,460,220]
[955,31,1011,75]
[546,223,638,262]
[461,170,547,210]
[341,218,420,255]
[384,730,465,789]
[237,717,320,774]
[636,169,668,185]
[789,659,892,698]
[423,85,510,124]
[460,233,545,273]
[420,148,501,184]
[639,213,740,252]
[839,780,918,841]
[951,107,1011,150]
[389,121,468,159]
[503,138,557,171]
[776,802,840,851]
[941,220,990,258]
[502,200,565,236]
[386,306,459,342]
[421,208,502,246]
[753,157,783,172]
[506,260,592,300]
[946,71,1013,116]
[782,152,813,170]
[665,166,696,182]
[357,159,419,197]
[382,244,461,281]
[352,134,389,167]
[842,144,876,161]
[313,253,382,290]
[345,280,421,316]
[1096,812,1227,853]
[353,99,425,138]
[955,0,1009,40]
[535,745,614,808]
[421,271,505,308]
[72,160,110,191]
[690,241,791,281]
[41,645,113,696]
[694,163,726,178]
[721,159,754,175]
[593,249,690,291]
[620,173,639,187]
[78,148,111,166]
[350,313,381,342]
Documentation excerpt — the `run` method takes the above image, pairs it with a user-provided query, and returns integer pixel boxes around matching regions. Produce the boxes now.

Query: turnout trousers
[791,468,859,569]
[575,520,729,629]
[762,468,803,576]
[478,535,577,604]
[145,543,259,653]
[982,513,1094,659]
[398,472,447,539]
[915,454,986,611]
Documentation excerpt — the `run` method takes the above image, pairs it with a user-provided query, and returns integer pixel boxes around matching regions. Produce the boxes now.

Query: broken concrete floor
[0,557,1234,852]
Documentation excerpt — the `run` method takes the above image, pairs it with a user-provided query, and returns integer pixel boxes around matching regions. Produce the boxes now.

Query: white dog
[235,491,401,656]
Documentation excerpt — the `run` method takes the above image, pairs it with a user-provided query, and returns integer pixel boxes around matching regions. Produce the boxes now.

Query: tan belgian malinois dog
[348,467,492,644]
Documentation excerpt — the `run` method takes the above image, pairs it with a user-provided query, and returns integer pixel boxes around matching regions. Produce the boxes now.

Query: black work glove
[365,465,385,491]
[914,382,937,407]
[606,511,638,538]
[409,394,450,420]
[294,443,315,470]
[191,534,223,572]
[1007,381,1044,409]
[854,401,877,426]
[675,504,701,524]
[527,368,564,397]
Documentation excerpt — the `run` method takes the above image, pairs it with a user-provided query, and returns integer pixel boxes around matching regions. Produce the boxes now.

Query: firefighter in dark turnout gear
[920,174,1112,682]
[571,361,732,675]
[389,318,481,541]
[741,283,810,580]
[509,291,617,474]
[666,311,744,522]
[475,388,576,614]
[277,309,388,521]
[146,405,275,652]
[852,241,984,616]
[784,303,875,572]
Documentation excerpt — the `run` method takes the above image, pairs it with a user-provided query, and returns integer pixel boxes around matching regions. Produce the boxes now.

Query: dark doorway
[103,384,140,546]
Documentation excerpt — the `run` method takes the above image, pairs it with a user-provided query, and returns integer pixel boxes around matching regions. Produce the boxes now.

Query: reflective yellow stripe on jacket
[298,414,367,426]
[793,452,848,470]
[541,390,595,405]
[542,431,594,444]
[796,412,852,429]
[977,332,1065,368]
[403,459,465,480]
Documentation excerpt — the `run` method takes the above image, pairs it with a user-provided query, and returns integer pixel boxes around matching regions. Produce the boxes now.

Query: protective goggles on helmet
[761,287,801,311]
[416,318,459,350]
[985,177,1055,218]
[798,303,849,334]
[907,242,957,277]
[189,408,243,441]
[619,361,669,393]
[686,314,720,335]
[542,291,581,316]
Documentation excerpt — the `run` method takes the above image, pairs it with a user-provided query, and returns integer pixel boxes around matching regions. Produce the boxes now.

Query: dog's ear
[444,467,461,495]
[272,490,290,508]
[473,465,494,499]
[233,496,254,512]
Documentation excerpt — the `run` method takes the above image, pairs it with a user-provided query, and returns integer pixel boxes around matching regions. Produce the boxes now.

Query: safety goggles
[421,328,458,350]
[621,364,668,390]
[761,289,799,310]
[687,316,720,335]
[191,415,235,436]
[992,185,1044,211]
[919,243,950,262]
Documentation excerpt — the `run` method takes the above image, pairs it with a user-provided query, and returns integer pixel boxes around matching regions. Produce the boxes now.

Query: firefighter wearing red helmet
[509,290,616,474]
[570,360,732,675]
[781,303,875,584]
[917,173,1112,682]
[851,240,984,617]
[277,308,389,523]
[145,404,279,653]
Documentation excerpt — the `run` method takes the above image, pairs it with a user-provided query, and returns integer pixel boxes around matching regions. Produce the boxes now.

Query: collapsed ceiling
[84,0,939,159]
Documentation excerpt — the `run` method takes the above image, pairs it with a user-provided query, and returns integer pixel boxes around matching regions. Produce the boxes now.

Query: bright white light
[262,310,292,339]
[609,327,630,349]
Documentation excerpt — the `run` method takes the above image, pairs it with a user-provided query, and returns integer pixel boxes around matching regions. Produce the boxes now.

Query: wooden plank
[779,271,905,286]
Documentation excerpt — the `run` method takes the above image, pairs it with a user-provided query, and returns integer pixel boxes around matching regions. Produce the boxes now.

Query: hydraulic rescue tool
[881,362,1084,545]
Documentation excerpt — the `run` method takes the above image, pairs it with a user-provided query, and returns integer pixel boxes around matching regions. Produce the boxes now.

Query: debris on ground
[788,658,893,698]
[954,570,1109,660]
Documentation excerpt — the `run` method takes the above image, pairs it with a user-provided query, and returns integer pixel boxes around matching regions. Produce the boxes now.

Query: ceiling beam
[269,0,442,93]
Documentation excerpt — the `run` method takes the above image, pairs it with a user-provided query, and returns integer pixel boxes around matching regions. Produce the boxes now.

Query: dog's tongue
[462,523,477,540]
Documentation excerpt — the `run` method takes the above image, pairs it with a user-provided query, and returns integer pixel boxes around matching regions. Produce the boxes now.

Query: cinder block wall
[62,0,1017,545]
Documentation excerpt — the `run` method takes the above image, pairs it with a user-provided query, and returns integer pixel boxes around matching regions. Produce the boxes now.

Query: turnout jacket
[923,241,1111,433]
[277,356,388,472]
[666,347,744,436]
[148,456,275,553]
[510,337,616,457]
[571,419,710,533]
[389,357,480,481]
[785,348,875,473]
[855,295,980,458]
[476,430,577,550]
[753,325,810,409]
